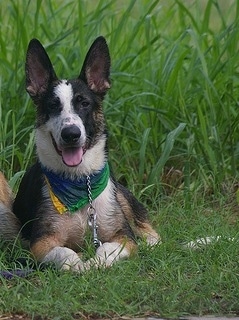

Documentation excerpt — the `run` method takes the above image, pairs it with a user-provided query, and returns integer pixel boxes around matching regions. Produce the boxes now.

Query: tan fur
[116,190,160,245]
[134,221,160,245]
[0,172,21,241]
[111,235,137,256]
[30,212,87,260]
[0,172,12,208]
[31,235,64,261]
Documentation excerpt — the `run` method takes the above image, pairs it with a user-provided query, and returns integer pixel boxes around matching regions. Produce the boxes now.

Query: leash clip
[87,206,102,249]
[87,175,102,249]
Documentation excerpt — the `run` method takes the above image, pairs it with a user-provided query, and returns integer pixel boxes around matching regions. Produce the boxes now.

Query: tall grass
[1,0,238,195]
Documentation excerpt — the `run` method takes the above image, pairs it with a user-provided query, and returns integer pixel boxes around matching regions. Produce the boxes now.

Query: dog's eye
[75,95,90,108]
[81,101,90,108]
[48,100,60,112]
[50,102,58,110]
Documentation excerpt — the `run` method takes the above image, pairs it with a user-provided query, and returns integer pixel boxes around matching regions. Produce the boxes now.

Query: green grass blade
[148,123,186,184]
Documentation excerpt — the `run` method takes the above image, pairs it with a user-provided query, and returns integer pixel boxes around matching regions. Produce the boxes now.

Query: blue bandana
[42,163,110,214]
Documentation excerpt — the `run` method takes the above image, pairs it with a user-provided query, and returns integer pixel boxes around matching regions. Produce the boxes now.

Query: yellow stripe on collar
[45,177,67,214]
[49,188,67,214]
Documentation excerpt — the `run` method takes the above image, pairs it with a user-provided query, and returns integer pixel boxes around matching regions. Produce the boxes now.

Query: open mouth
[51,134,85,167]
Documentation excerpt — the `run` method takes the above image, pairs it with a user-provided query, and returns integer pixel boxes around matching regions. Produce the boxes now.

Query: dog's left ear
[25,39,58,99]
[79,36,111,95]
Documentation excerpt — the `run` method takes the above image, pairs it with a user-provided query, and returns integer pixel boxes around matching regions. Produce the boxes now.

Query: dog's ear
[79,36,111,95]
[25,39,57,98]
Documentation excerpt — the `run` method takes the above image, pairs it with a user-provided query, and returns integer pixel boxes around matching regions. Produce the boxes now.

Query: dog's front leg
[31,239,84,271]
[83,240,136,270]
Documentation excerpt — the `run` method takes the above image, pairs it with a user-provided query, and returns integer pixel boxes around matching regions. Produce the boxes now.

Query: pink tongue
[62,147,84,167]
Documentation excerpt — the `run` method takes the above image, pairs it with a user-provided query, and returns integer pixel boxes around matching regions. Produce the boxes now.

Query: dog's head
[25,37,110,173]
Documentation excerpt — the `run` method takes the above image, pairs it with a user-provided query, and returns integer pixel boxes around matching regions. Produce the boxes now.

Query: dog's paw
[83,242,130,270]
[42,247,84,272]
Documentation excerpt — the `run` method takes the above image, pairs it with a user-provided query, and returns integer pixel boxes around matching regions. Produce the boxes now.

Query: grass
[1,197,239,319]
[0,0,239,318]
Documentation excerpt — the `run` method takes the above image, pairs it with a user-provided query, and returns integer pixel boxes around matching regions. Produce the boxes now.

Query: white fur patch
[42,246,84,271]
[96,242,130,265]
[84,242,130,270]
[92,179,118,231]
[50,81,86,147]
[183,236,235,249]
[80,136,107,174]
[54,81,73,113]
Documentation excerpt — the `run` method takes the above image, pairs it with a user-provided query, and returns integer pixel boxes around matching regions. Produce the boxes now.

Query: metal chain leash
[86,175,102,249]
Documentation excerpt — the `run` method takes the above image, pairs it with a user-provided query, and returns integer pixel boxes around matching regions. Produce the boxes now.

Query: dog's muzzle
[51,125,85,167]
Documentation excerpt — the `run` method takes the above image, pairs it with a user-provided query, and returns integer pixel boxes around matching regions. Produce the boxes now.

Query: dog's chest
[54,209,89,250]
[51,181,122,249]
[54,204,112,250]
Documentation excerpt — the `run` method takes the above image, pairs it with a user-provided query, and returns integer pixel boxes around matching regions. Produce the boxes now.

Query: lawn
[0,0,239,319]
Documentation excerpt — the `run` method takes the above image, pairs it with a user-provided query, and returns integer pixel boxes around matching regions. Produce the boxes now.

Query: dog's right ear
[25,39,57,98]
[79,36,111,95]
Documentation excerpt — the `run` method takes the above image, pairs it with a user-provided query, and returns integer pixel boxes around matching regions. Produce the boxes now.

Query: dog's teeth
[62,147,83,167]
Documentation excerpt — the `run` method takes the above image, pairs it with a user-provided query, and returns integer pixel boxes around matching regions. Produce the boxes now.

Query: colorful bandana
[42,163,110,214]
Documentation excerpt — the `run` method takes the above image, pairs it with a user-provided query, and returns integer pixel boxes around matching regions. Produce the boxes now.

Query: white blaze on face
[50,81,87,167]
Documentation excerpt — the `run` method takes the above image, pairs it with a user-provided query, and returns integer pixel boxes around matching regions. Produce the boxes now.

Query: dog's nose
[61,125,81,144]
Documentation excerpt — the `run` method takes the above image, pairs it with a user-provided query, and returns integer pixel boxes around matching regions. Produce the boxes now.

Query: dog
[0,37,159,271]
